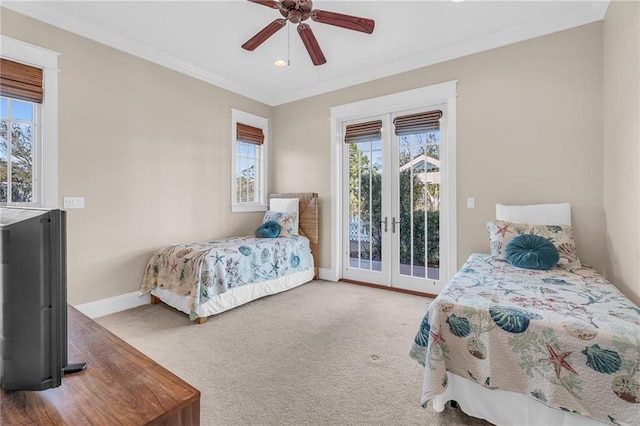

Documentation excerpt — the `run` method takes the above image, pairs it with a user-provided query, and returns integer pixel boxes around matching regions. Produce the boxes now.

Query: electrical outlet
[467,198,475,208]
[63,197,85,209]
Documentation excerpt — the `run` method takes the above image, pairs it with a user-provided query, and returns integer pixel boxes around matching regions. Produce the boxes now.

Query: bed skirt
[432,372,608,426]
[151,267,315,318]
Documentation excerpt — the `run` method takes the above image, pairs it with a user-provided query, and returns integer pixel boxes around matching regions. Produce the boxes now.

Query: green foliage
[348,143,382,261]
[399,210,440,266]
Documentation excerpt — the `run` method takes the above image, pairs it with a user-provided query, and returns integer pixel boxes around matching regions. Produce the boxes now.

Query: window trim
[1,36,59,208]
[230,108,268,213]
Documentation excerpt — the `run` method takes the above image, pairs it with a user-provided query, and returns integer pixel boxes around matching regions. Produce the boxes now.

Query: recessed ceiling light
[274,59,289,67]
[451,0,464,3]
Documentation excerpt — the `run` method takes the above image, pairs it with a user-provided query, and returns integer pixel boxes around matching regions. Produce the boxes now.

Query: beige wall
[1,9,616,304]
[603,0,640,305]
[1,9,272,305]
[273,23,605,275]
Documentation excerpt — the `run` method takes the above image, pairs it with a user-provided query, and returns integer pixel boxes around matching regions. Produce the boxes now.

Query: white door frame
[329,81,457,294]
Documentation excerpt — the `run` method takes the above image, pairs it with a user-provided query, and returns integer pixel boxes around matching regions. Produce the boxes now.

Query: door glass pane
[11,123,34,203]
[348,140,382,272]
[398,132,440,280]
[425,130,440,280]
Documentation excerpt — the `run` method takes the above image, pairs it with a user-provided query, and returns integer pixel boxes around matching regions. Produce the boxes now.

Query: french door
[342,107,450,294]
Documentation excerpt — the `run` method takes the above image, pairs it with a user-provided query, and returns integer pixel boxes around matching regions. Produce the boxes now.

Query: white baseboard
[74,291,150,319]
[77,268,334,318]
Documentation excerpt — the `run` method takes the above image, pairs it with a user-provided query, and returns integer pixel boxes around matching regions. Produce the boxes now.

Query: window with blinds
[1,37,60,208]
[231,109,269,212]
[1,58,45,204]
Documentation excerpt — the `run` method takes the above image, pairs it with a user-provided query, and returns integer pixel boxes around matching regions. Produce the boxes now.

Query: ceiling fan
[242,0,375,66]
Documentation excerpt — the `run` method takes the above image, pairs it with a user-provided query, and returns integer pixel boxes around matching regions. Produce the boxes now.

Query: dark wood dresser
[1,306,200,425]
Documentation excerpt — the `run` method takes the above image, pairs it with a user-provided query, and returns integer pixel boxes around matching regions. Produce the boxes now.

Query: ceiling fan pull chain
[287,21,291,65]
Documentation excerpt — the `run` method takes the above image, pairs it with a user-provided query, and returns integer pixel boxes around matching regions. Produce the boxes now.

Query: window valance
[344,120,382,143]
[0,58,43,103]
[237,122,264,145]
[393,110,442,135]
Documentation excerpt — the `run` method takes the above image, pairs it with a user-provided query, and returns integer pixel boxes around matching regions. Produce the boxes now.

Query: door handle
[392,217,400,233]
[381,216,388,233]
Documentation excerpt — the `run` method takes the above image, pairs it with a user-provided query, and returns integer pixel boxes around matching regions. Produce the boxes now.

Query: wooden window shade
[0,58,44,103]
[236,122,264,145]
[393,110,442,135]
[344,120,382,143]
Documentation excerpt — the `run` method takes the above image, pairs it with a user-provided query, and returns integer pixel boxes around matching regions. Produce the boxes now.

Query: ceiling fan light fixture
[274,59,290,67]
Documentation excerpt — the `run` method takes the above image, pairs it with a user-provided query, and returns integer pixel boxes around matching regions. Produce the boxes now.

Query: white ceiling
[2,1,609,106]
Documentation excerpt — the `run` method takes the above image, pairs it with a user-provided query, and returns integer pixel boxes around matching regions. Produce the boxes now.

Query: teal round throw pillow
[255,220,281,238]
[505,234,559,270]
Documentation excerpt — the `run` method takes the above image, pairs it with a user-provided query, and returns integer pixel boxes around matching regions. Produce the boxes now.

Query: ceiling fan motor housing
[278,0,313,22]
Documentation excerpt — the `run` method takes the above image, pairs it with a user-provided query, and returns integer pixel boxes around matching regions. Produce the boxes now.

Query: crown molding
[270,1,609,105]
[2,1,609,107]
[1,2,274,105]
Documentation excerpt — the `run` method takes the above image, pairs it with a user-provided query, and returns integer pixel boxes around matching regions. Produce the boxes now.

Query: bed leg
[194,317,207,324]
[150,295,161,305]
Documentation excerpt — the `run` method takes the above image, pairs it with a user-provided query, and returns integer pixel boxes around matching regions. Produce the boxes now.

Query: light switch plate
[467,197,475,208]
[63,197,85,209]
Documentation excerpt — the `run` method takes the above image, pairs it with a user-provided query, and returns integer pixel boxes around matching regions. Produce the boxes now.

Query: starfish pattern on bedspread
[539,343,579,379]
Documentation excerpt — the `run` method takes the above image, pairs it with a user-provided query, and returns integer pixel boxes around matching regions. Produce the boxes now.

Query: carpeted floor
[97,281,493,426]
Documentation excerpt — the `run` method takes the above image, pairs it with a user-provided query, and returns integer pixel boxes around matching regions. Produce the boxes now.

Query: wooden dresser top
[1,305,200,425]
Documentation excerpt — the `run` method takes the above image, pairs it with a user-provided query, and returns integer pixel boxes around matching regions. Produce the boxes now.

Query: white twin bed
[139,193,318,323]
[411,203,640,426]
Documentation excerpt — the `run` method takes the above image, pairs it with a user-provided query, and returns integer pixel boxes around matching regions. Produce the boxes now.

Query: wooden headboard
[269,193,319,279]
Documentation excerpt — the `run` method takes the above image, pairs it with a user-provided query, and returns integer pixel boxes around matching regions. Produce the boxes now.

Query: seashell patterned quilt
[410,253,640,426]
[140,235,313,320]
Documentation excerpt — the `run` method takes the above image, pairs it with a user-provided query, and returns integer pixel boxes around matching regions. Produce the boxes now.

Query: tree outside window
[1,97,36,204]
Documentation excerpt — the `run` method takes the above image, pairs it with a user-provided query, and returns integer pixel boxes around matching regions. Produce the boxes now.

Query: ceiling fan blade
[241,19,287,51]
[311,10,375,34]
[297,23,326,66]
[247,0,280,9]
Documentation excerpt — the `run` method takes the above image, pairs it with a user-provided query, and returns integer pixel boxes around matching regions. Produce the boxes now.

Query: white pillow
[270,198,299,235]
[496,203,571,226]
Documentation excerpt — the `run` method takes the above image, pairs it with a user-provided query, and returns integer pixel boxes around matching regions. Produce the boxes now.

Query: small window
[1,37,59,208]
[231,109,268,212]
[0,96,40,204]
